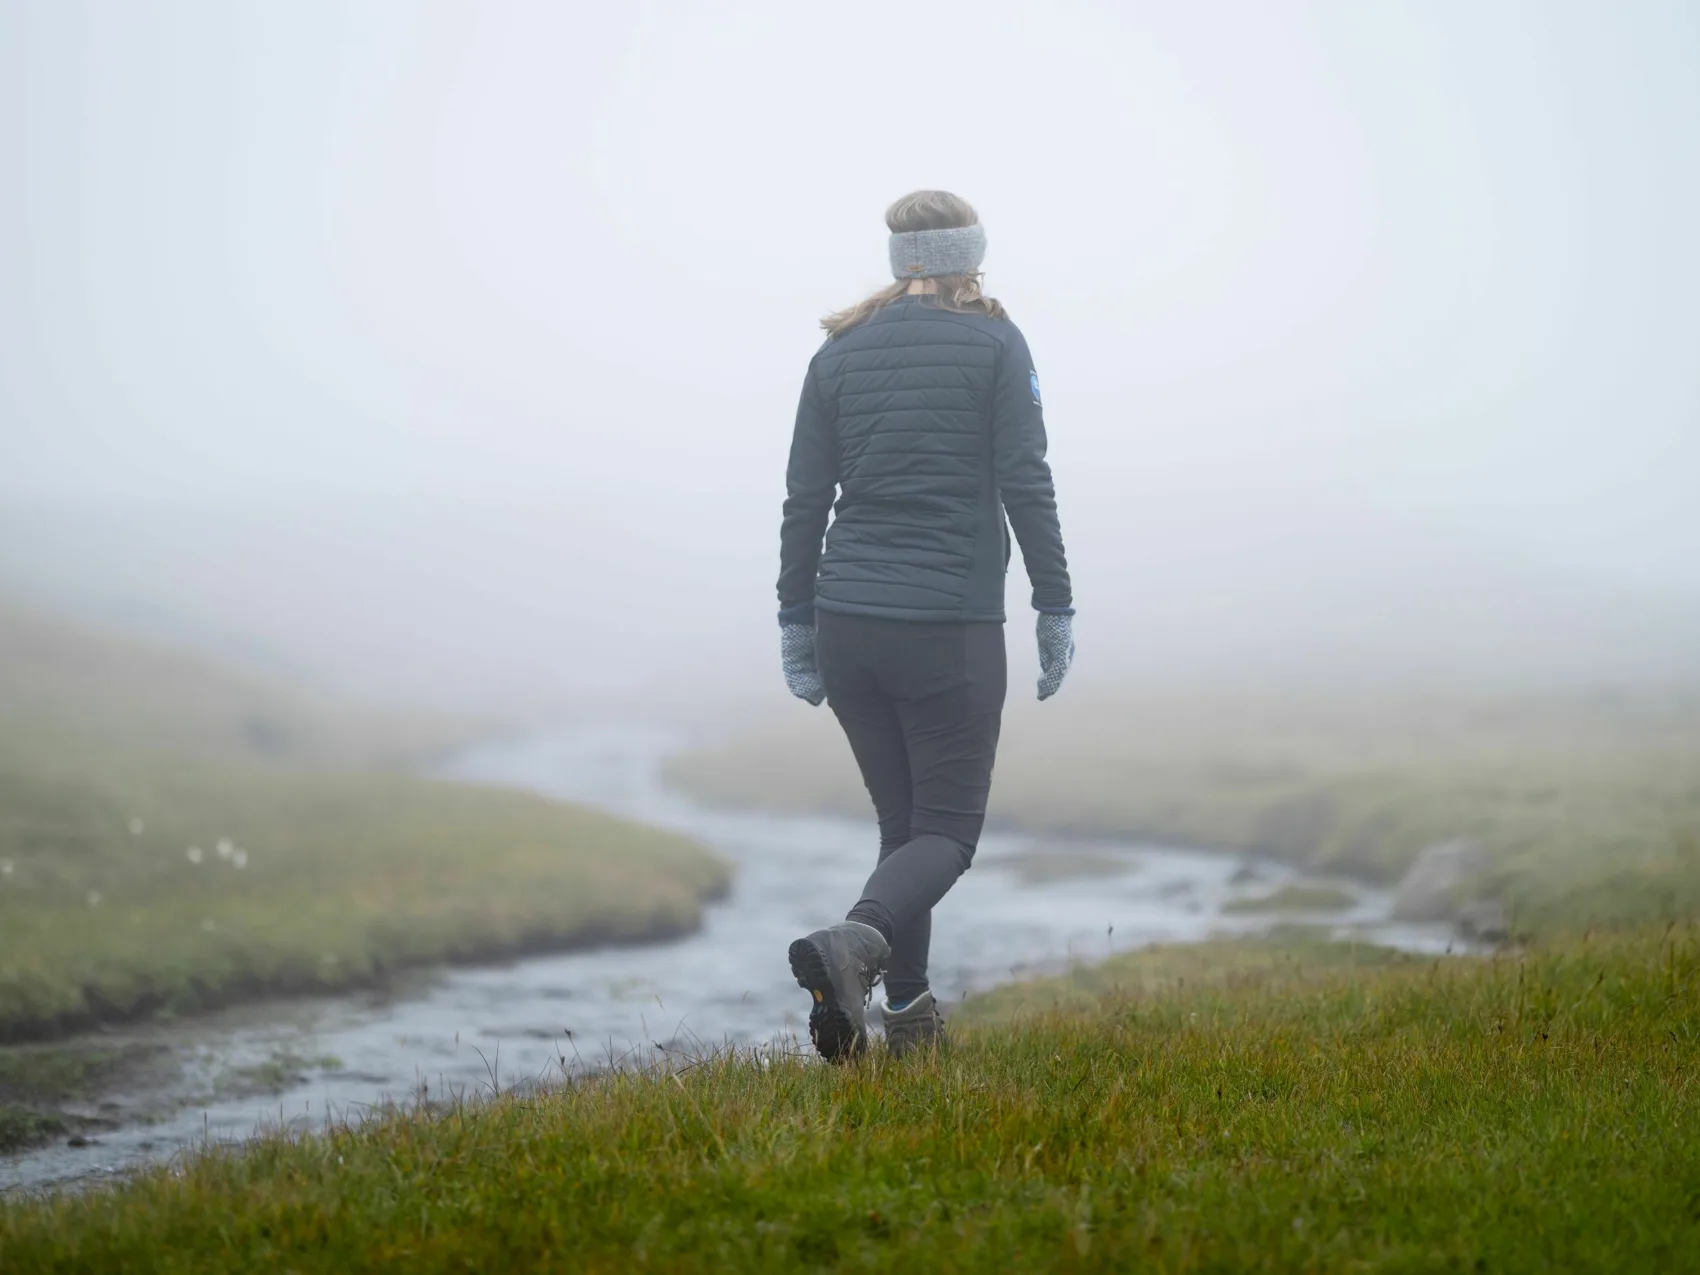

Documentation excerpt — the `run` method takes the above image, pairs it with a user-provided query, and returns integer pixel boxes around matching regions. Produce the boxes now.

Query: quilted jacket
[777,294,1071,624]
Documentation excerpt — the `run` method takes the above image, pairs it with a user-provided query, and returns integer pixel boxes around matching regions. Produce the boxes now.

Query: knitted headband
[888,224,987,279]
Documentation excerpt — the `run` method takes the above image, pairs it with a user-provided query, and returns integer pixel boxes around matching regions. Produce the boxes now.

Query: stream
[2,725,1460,1195]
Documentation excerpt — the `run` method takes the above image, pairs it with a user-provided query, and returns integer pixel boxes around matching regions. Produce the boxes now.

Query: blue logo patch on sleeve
[1029,370,1042,406]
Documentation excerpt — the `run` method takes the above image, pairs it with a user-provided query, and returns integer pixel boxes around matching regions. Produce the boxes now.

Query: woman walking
[776,190,1076,1061]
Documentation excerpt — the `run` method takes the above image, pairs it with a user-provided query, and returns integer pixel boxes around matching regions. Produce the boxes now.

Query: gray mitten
[780,623,826,706]
[1036,612,1075,701]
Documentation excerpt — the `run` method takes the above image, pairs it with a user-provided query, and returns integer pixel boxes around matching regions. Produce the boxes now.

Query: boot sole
[788,937,863,1062]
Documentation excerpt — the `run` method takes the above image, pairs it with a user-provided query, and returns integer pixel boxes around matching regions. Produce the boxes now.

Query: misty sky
[2,1,1697,704]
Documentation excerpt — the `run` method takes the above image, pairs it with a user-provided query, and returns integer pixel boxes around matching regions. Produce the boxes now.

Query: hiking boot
[788,921,890,1061]
[880,989,947,1059]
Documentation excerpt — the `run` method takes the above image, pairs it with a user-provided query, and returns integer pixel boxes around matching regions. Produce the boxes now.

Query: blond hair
[823,190,1007,336]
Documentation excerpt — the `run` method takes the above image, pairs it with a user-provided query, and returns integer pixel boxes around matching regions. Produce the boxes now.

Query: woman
[776,190,1076,1061]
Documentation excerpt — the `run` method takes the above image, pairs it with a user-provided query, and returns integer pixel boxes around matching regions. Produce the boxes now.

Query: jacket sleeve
[776,359,837,618]
[992,325,1073,611]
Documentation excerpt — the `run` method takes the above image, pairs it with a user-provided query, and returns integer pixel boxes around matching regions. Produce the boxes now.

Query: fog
[3,0,1697,713]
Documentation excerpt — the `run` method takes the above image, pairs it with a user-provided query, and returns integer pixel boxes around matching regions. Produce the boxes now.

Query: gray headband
[888,224,987,279]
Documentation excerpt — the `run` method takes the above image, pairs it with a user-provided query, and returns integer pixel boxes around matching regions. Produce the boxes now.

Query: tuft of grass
[1,924,1694,1270]
[226,1050,344,1097]
[0,1107,67,1156]
[0,1042,170,1153]
[1221,883,1358,914]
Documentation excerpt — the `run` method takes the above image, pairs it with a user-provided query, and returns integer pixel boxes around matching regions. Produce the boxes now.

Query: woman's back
[812,295,1011,623]
[782,295,1068,626]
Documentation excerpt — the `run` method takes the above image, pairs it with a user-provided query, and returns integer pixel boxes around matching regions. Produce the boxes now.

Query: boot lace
[861,963,884,1004]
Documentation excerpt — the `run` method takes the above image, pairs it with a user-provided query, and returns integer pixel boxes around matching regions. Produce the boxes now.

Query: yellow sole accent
[813,989,824,1002]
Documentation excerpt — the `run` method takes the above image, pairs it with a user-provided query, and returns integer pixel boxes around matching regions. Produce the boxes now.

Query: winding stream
[3,725,1459,1195]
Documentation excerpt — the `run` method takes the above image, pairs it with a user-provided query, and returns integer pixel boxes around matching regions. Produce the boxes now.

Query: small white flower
[186,847,204,865]
[216,838,233,857]
[0,860,12,877]
[232,848,248,870]
[86,890,103,907]
[128,818,144,836]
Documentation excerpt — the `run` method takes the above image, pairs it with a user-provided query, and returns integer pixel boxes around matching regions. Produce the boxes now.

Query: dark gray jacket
[777,295,1072,624]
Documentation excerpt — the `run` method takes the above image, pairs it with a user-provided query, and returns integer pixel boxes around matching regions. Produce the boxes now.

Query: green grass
[7,606,1698,1265]
[0,605,731,1044]
[665,688,1700,934]
[2,924,1694,1270]
[0,1109,66,1156]
[1221,883,1358,914]
[953,926,1424,1024]
[0,753,727,1043]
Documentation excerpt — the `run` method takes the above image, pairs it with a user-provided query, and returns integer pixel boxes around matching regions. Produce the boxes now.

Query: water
[2,725,1458,1194]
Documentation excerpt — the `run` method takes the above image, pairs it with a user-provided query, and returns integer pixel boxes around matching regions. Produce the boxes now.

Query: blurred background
[3,0,1699,1191]
[4,0,1696,713]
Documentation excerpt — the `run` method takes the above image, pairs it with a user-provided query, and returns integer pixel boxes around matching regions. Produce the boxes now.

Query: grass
[665,687,1700,934]
[6,604,1697,1264]
[0,1043,168,1153]
[228,1050,344,1096]
[0,605,731,1045]
[952,926,1422,1024]
[0,755,728,1043]
[0,1110,66,1157]
[1220,884,1358,914]
[1,924,1694,1270]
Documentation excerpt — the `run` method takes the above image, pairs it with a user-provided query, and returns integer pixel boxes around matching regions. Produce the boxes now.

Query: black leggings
[816,610,1007,1003]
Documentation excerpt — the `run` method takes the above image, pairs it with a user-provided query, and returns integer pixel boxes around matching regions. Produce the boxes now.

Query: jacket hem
[814,597,1007,625]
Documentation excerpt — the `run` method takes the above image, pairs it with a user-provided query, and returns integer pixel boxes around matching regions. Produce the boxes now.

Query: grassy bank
[665,688,1700,933]
[0,606,730,1051]
[0,754,727,1044]
[2,923,1693,1269]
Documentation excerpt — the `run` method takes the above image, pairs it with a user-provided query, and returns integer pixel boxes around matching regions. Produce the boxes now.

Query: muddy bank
[0,1043,176,1154]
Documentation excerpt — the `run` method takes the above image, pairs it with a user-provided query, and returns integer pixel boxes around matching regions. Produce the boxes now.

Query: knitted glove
[1036,612,1075,701]
[780,623,826,706]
